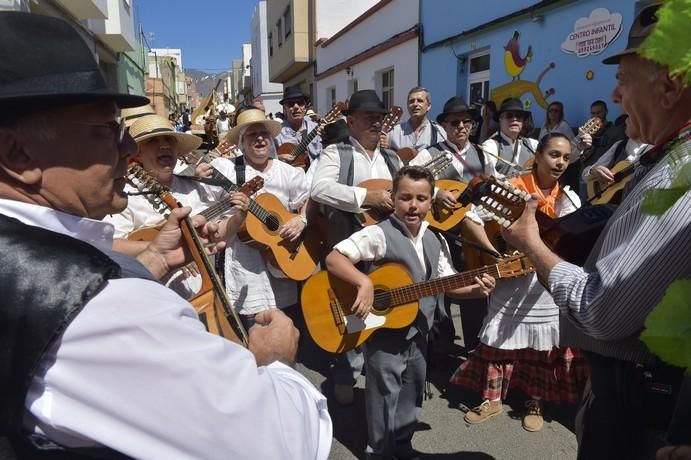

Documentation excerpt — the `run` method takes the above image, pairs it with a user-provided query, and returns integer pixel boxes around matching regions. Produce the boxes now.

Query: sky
[135,0,258,72]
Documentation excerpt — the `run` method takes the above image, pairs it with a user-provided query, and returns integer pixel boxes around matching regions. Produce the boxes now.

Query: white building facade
[250,0,283,116]
[314,0,419,117]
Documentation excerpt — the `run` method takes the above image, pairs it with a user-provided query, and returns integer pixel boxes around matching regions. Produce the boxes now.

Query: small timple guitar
[126,165,249,346]
[301,254,534,353]
[277,102,346,169]
[459,175,616,265]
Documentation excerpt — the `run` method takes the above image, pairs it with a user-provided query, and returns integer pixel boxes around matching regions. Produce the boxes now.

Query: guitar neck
[290,125,321,160]
[385,264,502,305]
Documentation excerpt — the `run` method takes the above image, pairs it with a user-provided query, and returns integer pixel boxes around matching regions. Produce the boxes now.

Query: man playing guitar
[274,85,322,169]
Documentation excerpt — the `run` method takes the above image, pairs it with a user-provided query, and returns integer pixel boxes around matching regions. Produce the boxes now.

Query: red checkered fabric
[449,344,588,403]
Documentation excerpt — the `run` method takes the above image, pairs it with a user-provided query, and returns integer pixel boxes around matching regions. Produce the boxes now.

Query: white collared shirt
[310,136,403,213]
[481,131,539,177]
[0,199,331,460]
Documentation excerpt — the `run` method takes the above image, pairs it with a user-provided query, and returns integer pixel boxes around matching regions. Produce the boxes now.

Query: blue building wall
[420,0,646,129]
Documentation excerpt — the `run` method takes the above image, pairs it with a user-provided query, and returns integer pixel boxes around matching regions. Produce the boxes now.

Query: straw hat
[129,114,202,154]
[226,108,281,145]
[121,104,156,128]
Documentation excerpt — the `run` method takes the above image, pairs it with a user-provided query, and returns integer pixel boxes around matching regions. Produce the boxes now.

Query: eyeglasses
[501,112,525,120]
[548,108,561,113]
[284,99,306,107]
[445,118,476,129]
[60,118,127,145]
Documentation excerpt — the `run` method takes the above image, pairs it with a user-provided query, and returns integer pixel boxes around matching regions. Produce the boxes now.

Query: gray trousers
[364,328,427,459]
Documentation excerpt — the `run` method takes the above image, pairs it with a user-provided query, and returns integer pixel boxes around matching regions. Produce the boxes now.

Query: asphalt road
[295,305,579,460]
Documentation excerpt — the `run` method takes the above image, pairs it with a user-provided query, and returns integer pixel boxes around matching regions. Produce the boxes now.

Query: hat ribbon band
[0,70,105,97]
[133,127,175,139]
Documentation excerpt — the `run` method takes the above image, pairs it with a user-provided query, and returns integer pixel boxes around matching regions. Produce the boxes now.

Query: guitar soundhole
[372,289,392,312]
[265,214,280,232]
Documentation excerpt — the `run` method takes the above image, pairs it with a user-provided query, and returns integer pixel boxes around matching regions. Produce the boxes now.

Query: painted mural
[491,30,555,110]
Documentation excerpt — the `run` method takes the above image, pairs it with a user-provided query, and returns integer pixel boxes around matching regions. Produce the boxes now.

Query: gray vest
[426,141,485,182]
[322,141,400,252]
[374,217,443,340]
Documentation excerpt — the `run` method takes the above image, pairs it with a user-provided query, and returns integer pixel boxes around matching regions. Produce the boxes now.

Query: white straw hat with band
[129,114,202,154]
[226,108,281,145]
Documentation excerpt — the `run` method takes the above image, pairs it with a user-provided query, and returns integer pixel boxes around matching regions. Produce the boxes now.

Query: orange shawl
[509,172,560,218]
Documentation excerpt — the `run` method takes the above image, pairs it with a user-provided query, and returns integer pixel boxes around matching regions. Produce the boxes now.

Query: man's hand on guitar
[278,216,306,242]
[379,133,390,149]
[469,274,496,298]
[351,276,374,319]
[435,189,458,210]
[577,131,593,151]
[591,165,615,184]
[278,153,295,163]
[194,162,214,178]
[500,194,542,254]
[249,309,299,367]
[363,189,393,212]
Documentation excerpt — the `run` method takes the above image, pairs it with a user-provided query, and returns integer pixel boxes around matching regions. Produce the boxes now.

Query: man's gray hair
[407,86,431,104]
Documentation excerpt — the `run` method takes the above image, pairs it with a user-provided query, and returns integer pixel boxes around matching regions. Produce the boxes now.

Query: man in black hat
[274,85,323,168]
[501,3,690,458]
[480,97,539,178]
[311,89,403,406]
[0,12,331,459]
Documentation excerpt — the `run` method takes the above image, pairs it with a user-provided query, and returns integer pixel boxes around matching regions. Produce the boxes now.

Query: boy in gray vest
[325,166,495,459]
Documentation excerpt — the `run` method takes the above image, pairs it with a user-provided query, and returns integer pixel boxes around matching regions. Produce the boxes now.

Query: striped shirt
[549,130,691,363]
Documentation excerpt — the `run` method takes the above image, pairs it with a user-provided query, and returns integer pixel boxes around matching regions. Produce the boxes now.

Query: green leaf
[641,280,691,369]
[641,187,687,215]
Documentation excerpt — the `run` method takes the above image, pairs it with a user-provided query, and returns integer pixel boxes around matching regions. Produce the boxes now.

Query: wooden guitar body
[355,178,394,227]
[277,142,310,169]
[239,192,320,281]
[586,160,633,205]
[426,179,471,231]
[301,264,418,353]
[396,147,418,163]
[460,220,504,269]
[127,223,164,242]
[192,290,245,346]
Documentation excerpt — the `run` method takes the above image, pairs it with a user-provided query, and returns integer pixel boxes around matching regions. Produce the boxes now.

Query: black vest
[0,214,139,459]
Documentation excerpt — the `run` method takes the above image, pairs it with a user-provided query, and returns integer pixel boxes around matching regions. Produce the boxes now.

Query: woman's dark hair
[544,101,564,128]
[392,166,435,196]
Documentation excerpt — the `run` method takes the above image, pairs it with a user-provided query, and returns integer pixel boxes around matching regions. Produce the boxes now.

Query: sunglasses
[445,118,476,129]
[61,118,127,145]
[284,99,306,107]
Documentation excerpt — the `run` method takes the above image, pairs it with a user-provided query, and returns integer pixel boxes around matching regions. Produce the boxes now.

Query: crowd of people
[1,3,689,460]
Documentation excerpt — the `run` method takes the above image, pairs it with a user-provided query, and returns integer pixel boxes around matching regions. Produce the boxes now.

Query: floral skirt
[449,343,588,403]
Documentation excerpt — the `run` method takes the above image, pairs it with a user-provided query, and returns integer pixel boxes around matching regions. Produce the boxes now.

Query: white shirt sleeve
[437,236,457,277]
[581,140,621,180]
[310,144,368,212]
[25,279,332,460]
[333,225,387,263]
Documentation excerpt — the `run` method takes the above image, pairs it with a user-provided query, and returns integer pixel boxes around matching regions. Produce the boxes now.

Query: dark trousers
[576,352,684,460]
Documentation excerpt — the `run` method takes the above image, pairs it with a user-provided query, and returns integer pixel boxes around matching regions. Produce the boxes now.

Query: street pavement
[296,306,579,460]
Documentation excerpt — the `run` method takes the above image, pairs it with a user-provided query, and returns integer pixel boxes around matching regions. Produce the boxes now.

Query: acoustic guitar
[586,159,635,205]
[460,175,616,265]
[301,254,534,353]
[127,176,265,242]
[237,193,321,281]
[426,179,471,232]
[177,151,321,280]
[277,102,346,169]
[126,165,249,346]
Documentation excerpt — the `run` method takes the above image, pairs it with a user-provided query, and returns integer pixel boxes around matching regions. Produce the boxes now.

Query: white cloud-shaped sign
[561,8,623,58]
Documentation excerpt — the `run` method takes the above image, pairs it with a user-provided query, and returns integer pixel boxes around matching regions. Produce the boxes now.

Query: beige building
[266,0,316,101]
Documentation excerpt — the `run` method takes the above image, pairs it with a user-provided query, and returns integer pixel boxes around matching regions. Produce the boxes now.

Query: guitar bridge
[327,288,346,335]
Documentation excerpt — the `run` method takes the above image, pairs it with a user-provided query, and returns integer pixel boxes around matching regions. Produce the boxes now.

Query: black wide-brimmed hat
[494,98,531,122]
[602,2,662,65]
[279,85,309,105]
[342,90,388,116]
[436,96,478,124]
[0,12,149,109]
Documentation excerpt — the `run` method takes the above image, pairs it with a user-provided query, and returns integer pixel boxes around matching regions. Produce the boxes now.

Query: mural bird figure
[504,30,533,80]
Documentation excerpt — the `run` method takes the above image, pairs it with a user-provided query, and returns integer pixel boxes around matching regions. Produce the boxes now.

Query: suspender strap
[234,155,246,185]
